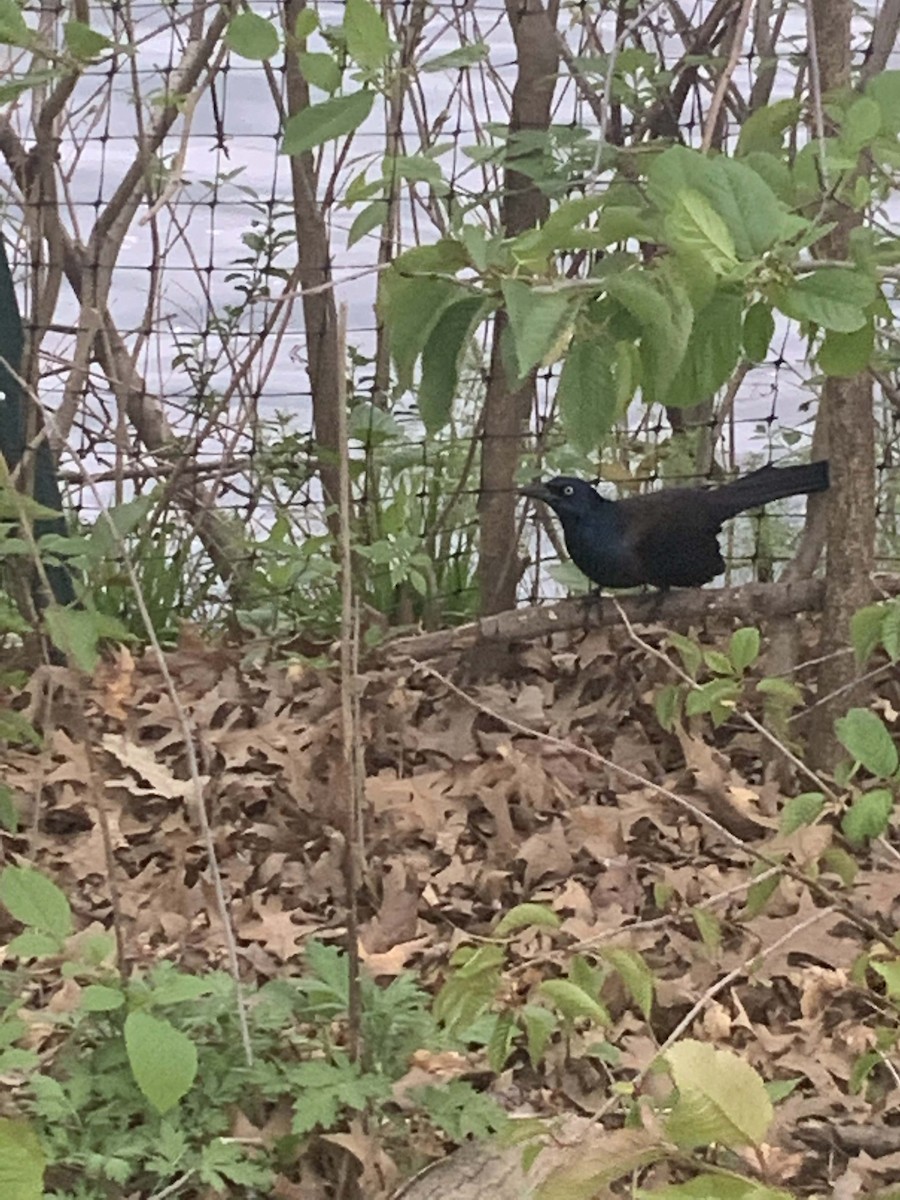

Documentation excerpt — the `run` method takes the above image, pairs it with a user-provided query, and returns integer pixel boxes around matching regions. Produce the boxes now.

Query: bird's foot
[577,587,604,622]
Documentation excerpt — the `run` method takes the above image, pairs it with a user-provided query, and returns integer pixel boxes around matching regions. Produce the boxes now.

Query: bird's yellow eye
[563,485,574,496]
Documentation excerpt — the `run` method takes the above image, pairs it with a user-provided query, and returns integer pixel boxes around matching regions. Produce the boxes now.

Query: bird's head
[519,476,606,520]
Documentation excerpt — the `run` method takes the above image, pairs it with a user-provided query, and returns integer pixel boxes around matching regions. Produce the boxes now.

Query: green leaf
[539,979,610,1026]
[7,931,61,959]
[0,784,17,833]
[63,20,112,60]
[729,627,760,673]
[347,199,387,247]
[124,1011,198,1114]
[871,959,900,998]
[343,0,391,71]
[665,189,738,274]
[418,296,490,432]
[297,51,341,93]
[641,1175,793,1200]
[883,602,900,661]
[755,676,803,707]
[692,907,722,952]
[0,867,72,939]
[43,606,103,673]
[0,1117,44,1200]
[520,1004,557,1066]
[494,903,561,937]
[557,334,618,452]
[736,98,803,156]
[80,984,126,1012]
[655,683,681,732]
[282,89,374,155]
[379,272,465,391]
[604,267,692,403]
[501,280,574,377]
[817,320,874,377]
[421,42,489,71]
[665,290,742,408]
[840,97,882,152]
[602,947,654,1018]
[684,678,740,724]
[0,0,31,47]
[851,603,887,664]
[867,70,900,135]
[820,846,857,885]
[664,1040,773,1149]
[841,788,894,847]
[779,791,825,834]
[668,631,702,679]
[743,302,774,362]
[835,708,898,777]
[773,268,877,333]
[226,12,279,61]
[294,9,318,39]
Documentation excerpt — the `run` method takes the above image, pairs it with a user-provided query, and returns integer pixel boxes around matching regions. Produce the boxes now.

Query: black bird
[520,461,829,591]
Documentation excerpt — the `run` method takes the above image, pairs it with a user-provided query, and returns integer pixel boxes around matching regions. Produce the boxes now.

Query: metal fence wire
[1,0,898,631]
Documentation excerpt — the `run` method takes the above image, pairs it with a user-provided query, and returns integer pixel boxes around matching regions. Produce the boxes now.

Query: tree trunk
[807,0,877,768]
[476,0,559,615]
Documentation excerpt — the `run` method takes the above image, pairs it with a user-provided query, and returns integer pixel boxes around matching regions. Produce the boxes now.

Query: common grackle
[520,461,829,591]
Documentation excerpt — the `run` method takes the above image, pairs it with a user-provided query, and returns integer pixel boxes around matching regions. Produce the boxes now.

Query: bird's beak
[519,482,553,503]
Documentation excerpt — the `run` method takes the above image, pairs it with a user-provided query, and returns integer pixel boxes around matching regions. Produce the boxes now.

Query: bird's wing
[618,492,725,588]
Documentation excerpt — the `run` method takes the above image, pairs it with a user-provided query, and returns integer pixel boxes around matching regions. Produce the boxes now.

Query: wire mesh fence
[1,0,898,635]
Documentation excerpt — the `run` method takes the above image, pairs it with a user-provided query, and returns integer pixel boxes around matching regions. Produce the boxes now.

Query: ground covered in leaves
[4,618,900,1198]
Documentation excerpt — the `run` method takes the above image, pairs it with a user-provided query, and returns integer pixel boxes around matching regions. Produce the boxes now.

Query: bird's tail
[707,461,829,521]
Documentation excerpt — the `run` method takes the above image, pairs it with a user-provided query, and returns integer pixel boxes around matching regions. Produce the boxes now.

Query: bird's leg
[578,586,604,623]
[642,585,669,623]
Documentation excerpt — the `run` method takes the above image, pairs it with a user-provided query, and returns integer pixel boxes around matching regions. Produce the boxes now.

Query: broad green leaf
[591,205,657,246]
[294,9,318,39]
[495,903,561,936]
[773,268,876,333]
[557,334,617,452]
[124,1011,198,1113]
[80,985,126,1012]
[851,603,887,664]
[840,96,882,151]
[226,12,279,61]
[755,676,803,706]
[779,791,825,834]
[867,70,900,135]
[684,678,740,724]
[0,866,72,939]
[539,979,610,1025]
[43,606,102,673]
[386,153,444,185]
[282,89,373,155]
[393,237,469,274]
[0,1117,44,1200]
[668,631,702,678]
[817,320,874,377]
[835,708,898,777]
[297,51,341,93]
[664,1040,773,1149]
[842,788,894,846]
[654,683,681,732]
[7,931,61,958]
[343,0,391,71]
[883,602,900,661]
[736,98,802,157]
[743,301,774,362]
[665,290,742,407]
[641,1175,792,1200]
[604,266,692,402]
[419,297,492,432]
[378,271,463,390]
[665,189,738,274]
[501,279,574,377]
[421,42,488,71]
[820,846,858,885]
[729,626,760,673]
[63,20,112,60]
